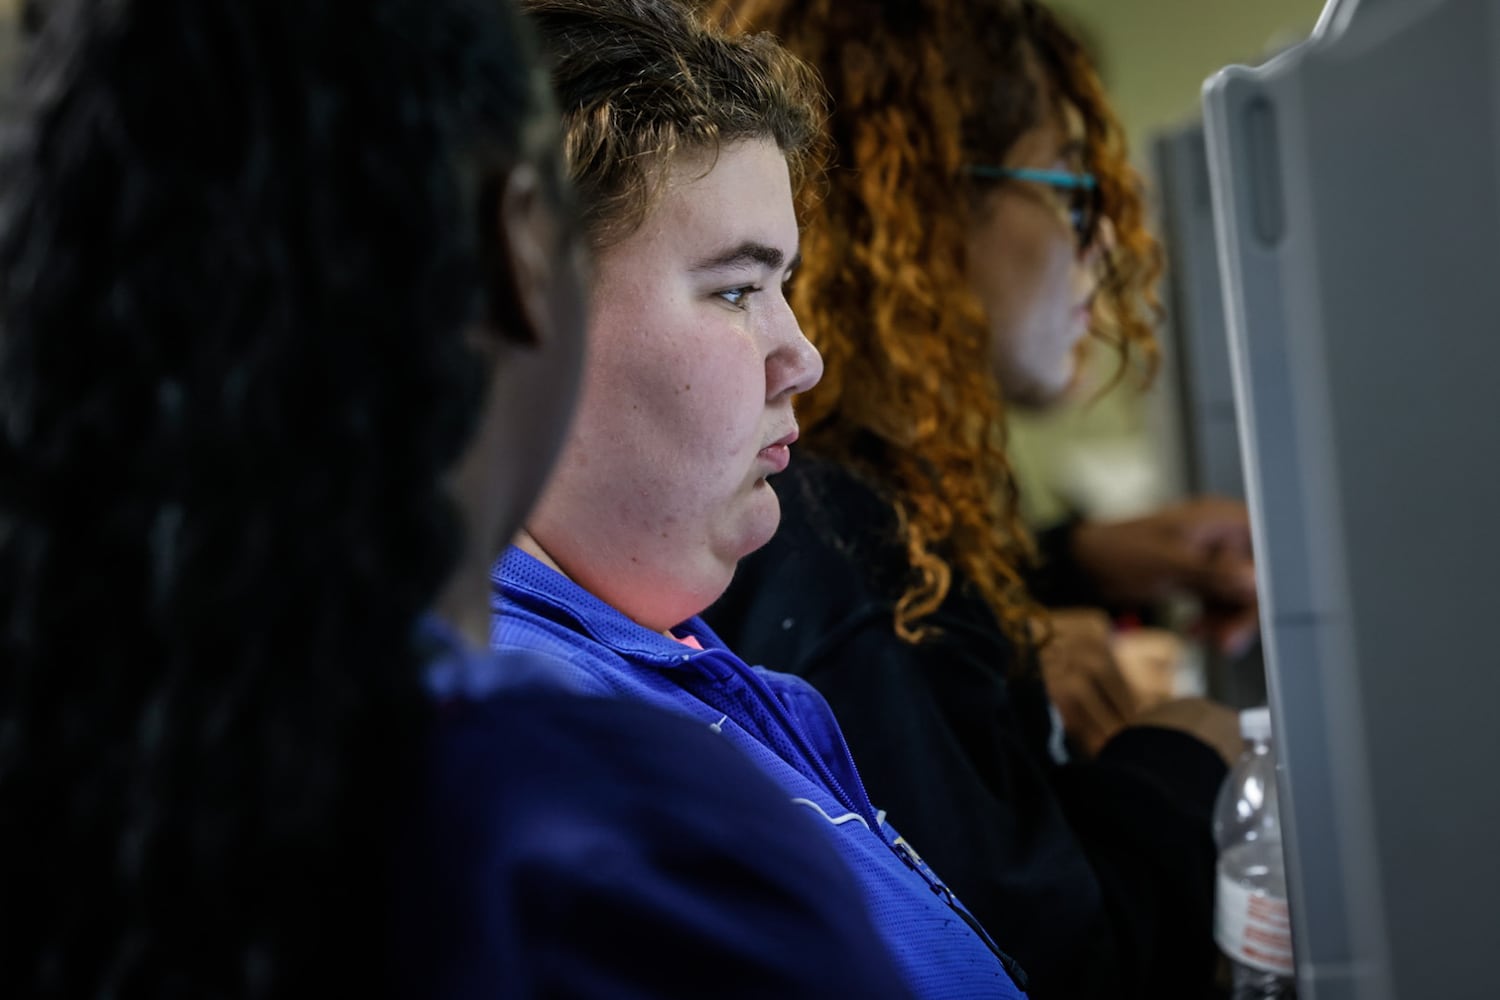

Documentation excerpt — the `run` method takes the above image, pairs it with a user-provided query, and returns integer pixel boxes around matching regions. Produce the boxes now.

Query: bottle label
[1214,868,1295,976]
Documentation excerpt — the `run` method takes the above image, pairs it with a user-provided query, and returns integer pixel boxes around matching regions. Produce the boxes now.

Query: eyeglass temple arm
[965,165,1097,189]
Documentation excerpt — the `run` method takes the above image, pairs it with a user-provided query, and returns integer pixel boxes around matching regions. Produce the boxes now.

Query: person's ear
[487,161,563,350]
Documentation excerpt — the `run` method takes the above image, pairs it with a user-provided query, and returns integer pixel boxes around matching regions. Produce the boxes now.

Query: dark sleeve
[1051,724,1228,992]
[801,613,1225,1000]
[395,692,909,1000]
[1025,513,1105,609]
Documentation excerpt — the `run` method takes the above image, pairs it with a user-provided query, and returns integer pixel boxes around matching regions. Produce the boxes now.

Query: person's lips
[758,428,798,474]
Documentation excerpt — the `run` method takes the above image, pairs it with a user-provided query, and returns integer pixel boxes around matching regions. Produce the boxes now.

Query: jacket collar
[492,546,731,669]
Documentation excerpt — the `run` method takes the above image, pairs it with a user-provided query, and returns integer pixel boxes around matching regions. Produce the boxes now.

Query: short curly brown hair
[716,0,1163,646]
[524,0,827,251]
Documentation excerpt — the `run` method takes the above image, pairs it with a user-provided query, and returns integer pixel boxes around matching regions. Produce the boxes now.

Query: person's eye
[717,285,758,309]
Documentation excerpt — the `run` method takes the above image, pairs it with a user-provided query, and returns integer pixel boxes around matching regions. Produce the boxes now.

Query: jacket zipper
[695,649,1028,990]
[891,841,1029,989]
[693,648,878,827]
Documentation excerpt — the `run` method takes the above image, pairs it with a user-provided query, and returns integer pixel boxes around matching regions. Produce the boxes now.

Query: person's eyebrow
[689,241,793,274]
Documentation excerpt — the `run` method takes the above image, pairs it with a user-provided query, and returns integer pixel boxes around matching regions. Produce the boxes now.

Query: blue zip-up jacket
[395,616,909,998]
[492,547,1029,999]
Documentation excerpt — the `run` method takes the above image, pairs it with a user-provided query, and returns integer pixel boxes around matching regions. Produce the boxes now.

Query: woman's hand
[1110,626,1183,713]
[1070,496,1259,655]
[1039,609,1138,757]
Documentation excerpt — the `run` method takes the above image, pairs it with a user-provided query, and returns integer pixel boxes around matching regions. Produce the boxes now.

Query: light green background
[1055,0,1325,157]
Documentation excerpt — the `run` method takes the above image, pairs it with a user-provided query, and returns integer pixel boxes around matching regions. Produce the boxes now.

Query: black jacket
[706,458,1226,1000]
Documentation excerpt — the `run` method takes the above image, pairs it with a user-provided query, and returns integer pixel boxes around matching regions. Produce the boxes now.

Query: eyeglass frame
[964,165,1101,253]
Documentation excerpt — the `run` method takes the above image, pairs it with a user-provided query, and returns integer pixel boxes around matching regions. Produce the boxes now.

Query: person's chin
[734,479,784,556]
[1007,371,1074,411]
[694,491,782,614]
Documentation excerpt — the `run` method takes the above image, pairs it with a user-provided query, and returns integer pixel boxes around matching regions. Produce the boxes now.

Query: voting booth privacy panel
[1204,0,1500,996]
[1152,122,1271,711]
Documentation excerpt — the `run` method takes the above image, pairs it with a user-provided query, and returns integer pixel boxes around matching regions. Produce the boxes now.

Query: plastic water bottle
[1212,706,1297,999]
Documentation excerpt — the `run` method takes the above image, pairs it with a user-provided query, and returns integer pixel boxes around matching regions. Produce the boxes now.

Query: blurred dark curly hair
[0,0,552,994]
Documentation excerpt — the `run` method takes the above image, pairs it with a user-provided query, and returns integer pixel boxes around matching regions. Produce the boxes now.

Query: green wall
[1055,0,1326,158]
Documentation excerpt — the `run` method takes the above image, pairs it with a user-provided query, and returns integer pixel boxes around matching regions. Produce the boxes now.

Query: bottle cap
[1240,706,1273,742]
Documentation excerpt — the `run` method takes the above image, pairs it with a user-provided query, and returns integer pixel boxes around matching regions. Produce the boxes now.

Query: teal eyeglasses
[965,166,1100,252]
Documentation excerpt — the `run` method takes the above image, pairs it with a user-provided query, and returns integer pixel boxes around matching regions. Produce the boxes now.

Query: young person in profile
[0,0,900,995]
[491,1,1032,995]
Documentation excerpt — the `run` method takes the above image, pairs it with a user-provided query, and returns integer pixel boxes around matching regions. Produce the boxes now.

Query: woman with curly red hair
[707,1,1245,996]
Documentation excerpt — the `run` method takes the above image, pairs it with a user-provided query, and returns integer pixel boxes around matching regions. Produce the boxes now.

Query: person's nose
[764,295,823,402]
